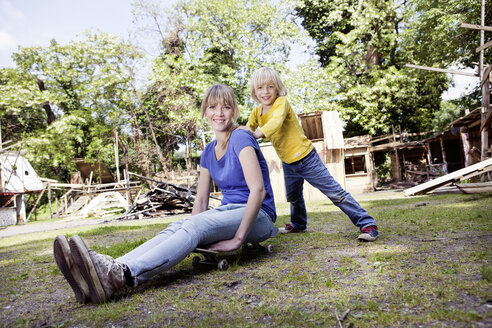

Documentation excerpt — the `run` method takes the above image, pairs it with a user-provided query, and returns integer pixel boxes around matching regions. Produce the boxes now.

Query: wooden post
[48,183,52,218]
[479,0,490,181]
[391,126,401,181]
[26,189,45,222]
[114,129,121,182]
[390,151,401,181]
[440,138,448,174]
[460,128,473,167]
[402,152,407,180]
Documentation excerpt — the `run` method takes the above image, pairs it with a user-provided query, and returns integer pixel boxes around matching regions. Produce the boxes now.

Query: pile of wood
[118,181,196,220]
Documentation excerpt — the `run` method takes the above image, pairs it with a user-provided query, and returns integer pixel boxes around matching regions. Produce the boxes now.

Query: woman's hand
[207,238,243,253]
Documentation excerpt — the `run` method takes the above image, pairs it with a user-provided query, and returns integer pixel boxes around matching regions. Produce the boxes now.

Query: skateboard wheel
[266,244,274,253]
[192,256,202,268]
[218,259,229,271]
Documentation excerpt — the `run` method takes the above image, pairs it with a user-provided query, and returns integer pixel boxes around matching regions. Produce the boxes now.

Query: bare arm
[191,166,211,216]
[207,146,266,252]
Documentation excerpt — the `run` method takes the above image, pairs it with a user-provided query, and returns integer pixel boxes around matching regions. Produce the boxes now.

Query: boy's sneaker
[69,235,126,303]
[53,235,90,303]
[358,225,379,242]
[279,223,306,234]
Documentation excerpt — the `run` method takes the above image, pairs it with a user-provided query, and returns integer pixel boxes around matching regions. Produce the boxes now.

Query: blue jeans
[282,149,376,231]
[117,204,277,285]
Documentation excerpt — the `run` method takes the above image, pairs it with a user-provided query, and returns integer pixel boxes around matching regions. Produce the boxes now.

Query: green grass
[0,193,491,327]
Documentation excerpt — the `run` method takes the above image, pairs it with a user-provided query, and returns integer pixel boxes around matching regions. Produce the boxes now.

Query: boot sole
[69,235,106,303]
[53,235,89,303]
[279,228,306,234]
[358,233,378,242]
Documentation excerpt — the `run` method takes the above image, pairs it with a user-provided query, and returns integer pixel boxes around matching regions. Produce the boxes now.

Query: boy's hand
[237,126,265,139]
[238,125,254,134]
[252,129,265,139]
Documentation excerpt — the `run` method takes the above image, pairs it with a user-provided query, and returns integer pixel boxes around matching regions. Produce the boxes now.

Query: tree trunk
[36,79,56,124]
[143,106,170,176]
[186,127,192,172]
[128,104,151,177]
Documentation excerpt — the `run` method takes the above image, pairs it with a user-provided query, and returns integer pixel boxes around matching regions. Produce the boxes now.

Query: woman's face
[205,101,234,132]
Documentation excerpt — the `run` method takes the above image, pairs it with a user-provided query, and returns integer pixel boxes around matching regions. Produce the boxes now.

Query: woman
[53,84,278,303]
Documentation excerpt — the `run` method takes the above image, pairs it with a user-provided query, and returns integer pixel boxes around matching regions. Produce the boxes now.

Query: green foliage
[432,100,466,133]
[295,0,355,66]
[480,265,492,282]
[401,0,492,68]
[12,32,142,123]
[375,152,392,184]
[293,0,467,136]
[178,0,302,77]
[2,32,144,181]
[0,68,48,140]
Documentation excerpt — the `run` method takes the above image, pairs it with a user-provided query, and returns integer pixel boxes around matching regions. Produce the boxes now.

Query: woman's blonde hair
[249,67,288,103]
[201,84,239,121]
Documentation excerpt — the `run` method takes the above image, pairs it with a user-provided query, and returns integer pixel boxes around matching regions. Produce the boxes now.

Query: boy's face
[255,82,277,108]
[205,101,234,132]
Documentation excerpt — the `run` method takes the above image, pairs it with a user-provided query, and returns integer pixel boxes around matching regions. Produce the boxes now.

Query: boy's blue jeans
[282,149,376,231]
[117,204,277,285]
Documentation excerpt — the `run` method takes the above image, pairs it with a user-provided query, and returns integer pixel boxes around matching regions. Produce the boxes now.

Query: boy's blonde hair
[249,67,288,103]
[201,84,239,121]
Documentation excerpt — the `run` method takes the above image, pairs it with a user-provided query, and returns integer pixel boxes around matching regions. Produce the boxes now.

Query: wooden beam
[404,157,492,195]
[460,23,492,32]
[405,64,477,77]
[370,141,404,152]
[476,39,492,53]
[481,109,492,132]
[480,65,492,87]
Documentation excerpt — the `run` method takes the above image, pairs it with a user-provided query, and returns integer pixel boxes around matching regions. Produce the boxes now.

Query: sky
[0,0,136,66]
[0,0,479,99]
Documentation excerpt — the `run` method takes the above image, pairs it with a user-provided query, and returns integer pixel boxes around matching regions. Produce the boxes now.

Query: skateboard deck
[191,243,273,271]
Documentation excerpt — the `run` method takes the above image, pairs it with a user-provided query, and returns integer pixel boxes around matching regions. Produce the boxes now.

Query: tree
[3,32,145,181]
[400,0,491,128]
[295,0,356,66]
[294,0,450,136]
[0,68,48,141]
[401,0,492,68]
[132,0,305,172]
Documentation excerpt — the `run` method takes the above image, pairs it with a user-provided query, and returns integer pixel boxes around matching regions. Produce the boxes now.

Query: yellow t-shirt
[247,96,313,164]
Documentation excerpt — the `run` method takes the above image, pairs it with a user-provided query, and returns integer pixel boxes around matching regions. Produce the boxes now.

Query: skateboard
[191,243,274,271]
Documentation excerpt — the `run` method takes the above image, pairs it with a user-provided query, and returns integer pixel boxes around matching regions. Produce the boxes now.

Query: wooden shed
[259,111,347,202]
[423,107,492,175]
[344,135,377,193]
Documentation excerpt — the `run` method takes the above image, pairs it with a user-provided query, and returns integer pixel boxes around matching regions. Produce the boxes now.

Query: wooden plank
[404,158,492,196]
[50,183,84,189]
[322,111,344,149]
[369,141,403,151]
[476,39,492,53]
[481,65,492,88]
[480,109,492,132]
[435,182,492,194]
[460,23,492,32]
[405,64,478,77]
